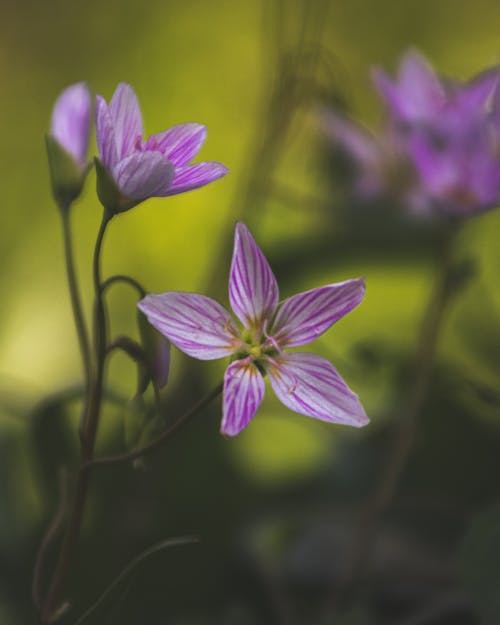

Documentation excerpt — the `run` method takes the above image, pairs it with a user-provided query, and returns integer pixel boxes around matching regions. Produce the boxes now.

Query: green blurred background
[1,1,500,623]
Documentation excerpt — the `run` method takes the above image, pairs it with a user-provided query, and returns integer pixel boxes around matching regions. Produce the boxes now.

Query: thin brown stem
[41,213,111,624]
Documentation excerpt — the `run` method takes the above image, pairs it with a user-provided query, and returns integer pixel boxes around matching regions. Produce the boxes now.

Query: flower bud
[47,83,91,210]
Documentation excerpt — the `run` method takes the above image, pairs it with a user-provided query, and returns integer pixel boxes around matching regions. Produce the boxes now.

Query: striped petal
[95,95,119,169]
[112,151,174,200]
[229,222,279,331]
[163,161,229,196]
[267,353,368,427]
[145,123,207,166]
[221,359,265,436]
[109,83,144,159]
[137,292,239,360]
[272,279,365,348]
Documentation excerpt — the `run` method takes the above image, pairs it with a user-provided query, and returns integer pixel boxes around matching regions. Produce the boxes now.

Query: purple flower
[322,110,420,205]
[51,83,91,166]
[373,50,498,127]
[95,83,228,208]
[138,223,368,436]
[325,50,500,217]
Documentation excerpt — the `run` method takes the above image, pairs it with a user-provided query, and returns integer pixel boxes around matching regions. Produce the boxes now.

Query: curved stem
[100,274,146,299]
[84,382,223,471]
[331,223,460,610]
[106,335,154,402]
[41,212,111,624]
[73,536,199,625]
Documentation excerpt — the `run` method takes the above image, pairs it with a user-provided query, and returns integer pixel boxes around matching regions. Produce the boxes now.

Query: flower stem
[331,222,460,611]
[84,382,223,471]
[61,211,92,429]
[41,212,111,624]
[100,274,146,298]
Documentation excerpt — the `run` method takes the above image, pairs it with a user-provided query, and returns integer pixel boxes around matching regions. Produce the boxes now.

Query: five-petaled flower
[95,82,228,212]
[138,222,368,436]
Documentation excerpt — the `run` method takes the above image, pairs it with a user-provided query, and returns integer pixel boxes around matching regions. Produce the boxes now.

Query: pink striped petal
[112,151,174,199]
[272,279,365,348]
[229,222,279,331]
[267,353,368,427]
[137,292,239,360]
[108,83,144,159]
[96,95,119,169]
[221,359,265,436]
[145,123,207,166]
[162,161,229,196]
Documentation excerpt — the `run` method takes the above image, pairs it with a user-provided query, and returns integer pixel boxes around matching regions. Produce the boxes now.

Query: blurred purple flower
[95,82,228,204]
[138,222,368,436]
[322,110,420,205]
[325,50,500,217]
[51,82,91,166]
[372,50,498,127]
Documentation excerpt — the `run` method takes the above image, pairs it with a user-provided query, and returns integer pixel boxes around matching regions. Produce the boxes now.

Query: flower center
[247,344,263,359]
[232,331,280,365]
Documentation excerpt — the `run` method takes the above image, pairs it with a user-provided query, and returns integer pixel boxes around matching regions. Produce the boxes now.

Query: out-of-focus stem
[331,222,460,611]
[32,470,70,612]
[41,213,110,624]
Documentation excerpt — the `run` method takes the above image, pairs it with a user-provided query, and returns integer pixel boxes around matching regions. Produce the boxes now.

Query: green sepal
[46,134,90,211]
[94,157,140,216]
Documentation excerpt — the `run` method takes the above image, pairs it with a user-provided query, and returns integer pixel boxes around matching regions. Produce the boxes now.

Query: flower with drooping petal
[47,82,92,209]
[324,50,500,217]
[94,82,228,213]
[138,222,368,436]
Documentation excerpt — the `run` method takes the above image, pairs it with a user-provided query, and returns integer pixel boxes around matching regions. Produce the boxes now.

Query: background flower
[325,50,500,217]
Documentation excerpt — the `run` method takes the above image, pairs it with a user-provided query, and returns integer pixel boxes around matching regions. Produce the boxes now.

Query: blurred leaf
[458,501,500,625]
[324,606,373,625]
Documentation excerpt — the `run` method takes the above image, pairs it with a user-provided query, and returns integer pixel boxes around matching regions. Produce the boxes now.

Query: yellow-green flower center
[231,329,279,366]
